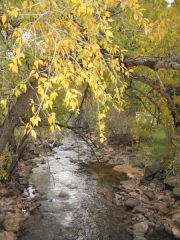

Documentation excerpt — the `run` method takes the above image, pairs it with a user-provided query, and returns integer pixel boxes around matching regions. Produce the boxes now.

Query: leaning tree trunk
[0,82,37,153]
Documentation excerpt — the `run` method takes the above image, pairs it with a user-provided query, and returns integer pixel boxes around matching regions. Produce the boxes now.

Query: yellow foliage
[6,0,145,143]
[1,14,7,25]
[0,99,7,109]
[30,129,37,139]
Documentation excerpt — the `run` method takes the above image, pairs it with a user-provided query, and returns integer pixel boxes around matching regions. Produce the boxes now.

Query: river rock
[144,160,161,180]
[125,198,139,209]
[3,213,24,232]
[164,176,179,188]
[29,202,41,213]
[0,198,15,213]
[113,164,144,179]
[113,193,122,206]
[0,214,5,227]
[164,213,180,239]
[172,227,180,239]
[58,191,69,198]
[40,159,46,164]
[157,194,170,201]
[120,179,138,190]
[173,187,180,198]
[153,202,169,215]
[143,190,155,200]
[133,237,147,240]
[132,205,145,214]
[0,231,17,240]
[133,221,148,236]
[0,188,14,197]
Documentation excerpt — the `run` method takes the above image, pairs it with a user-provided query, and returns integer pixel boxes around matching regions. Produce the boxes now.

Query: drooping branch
[123,54,180,70]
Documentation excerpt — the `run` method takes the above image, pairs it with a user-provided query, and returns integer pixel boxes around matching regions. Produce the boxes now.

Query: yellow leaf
[30,116,41,126]
[8,8,19,18]
[22,1,28,9]
[9,63,18,73]
[50,0,58,9]
[56,125,61,131]
[31,105,35,113]
[38,77,47,84]
[50,92,58,101]
[35,72,39,79]
[34,60,39,69]
[43,101,49,110]
[105,0,116,7]
[14,89,21,97]
[2,14,7,25]
[106,30,113,38]
[20,83,27,92]
[0,99,7,109]
[29,70,35,76]
[30,129,37,139]
[48,113,56,125]
[50,125,55,133]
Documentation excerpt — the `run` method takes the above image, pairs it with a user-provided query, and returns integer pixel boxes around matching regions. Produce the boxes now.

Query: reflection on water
[18,133,173,240]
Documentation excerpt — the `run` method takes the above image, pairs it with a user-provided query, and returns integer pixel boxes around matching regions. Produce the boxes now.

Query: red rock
[113,164,144,179]
[58,191,69,198]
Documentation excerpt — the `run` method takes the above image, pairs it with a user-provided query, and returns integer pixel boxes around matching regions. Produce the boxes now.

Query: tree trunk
[0,83,36,153]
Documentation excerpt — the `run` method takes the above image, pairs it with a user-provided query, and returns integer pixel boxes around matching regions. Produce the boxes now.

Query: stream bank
[0,131,179,240]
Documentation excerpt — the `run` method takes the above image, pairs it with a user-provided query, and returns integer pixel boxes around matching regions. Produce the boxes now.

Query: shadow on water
[18,133,173,240]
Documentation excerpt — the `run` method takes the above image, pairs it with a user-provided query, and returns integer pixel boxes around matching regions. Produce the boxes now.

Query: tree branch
[124,54,180,70]
[131,74,178,126]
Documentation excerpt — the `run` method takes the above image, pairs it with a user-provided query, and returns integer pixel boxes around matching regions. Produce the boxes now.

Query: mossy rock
[173,188,180,198]
[164,176,180,188]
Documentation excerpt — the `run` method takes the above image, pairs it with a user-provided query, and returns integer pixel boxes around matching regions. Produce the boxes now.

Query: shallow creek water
[18,133,173,240]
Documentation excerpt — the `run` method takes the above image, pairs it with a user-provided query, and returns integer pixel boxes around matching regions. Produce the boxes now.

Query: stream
[18,133,173,240]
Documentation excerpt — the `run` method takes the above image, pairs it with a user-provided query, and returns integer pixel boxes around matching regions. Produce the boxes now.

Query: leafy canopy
[0,0,151,142]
